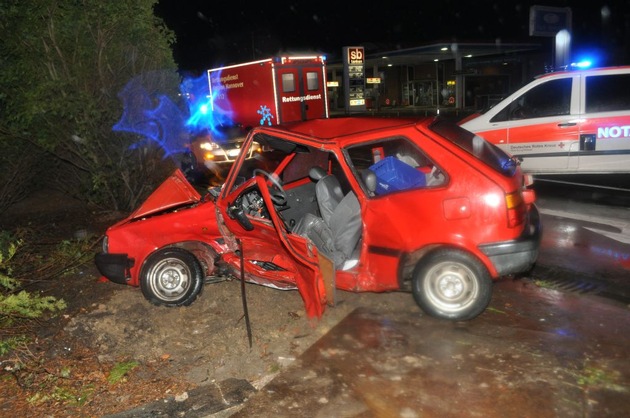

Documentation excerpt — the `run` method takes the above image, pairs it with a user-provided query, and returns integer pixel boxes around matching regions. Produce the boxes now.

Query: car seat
[308,166,344,225]
[293,167,362,269]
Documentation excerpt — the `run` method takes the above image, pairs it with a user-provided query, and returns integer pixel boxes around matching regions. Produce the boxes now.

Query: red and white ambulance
[207,56,329,129]
[459,66,630,175]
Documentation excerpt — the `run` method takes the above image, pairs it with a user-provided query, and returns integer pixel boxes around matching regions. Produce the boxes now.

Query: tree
[0,0,182,211]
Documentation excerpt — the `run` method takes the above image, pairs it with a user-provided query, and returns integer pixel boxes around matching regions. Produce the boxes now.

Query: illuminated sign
[343,46,366,112]
[347,47,364,64]
[327,81,339,87]
[281,94,322,103]
[367,78,381,84]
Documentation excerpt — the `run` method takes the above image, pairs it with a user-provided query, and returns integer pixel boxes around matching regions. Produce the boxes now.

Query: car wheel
[412,249,492,320]
[140,248,203,306]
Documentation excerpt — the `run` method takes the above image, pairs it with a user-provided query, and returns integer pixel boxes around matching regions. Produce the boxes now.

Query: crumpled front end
[95,169,221,287]
[128,169,202,220]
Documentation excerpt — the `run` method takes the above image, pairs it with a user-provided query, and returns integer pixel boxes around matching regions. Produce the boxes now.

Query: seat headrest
[309,166,327,182]
[362,169,377,193]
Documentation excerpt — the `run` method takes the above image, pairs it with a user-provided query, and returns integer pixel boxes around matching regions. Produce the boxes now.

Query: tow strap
[238,239,253,349]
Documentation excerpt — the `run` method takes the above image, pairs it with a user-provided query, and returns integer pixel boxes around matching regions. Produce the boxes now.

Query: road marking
[538,207,630,244]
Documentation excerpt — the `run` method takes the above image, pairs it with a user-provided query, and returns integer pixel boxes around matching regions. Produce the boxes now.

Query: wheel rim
[147,257,191,302]
[423,261,479,314]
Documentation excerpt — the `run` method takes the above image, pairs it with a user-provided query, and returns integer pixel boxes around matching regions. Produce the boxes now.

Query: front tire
[140,248,203,306]
[412,249,492,320]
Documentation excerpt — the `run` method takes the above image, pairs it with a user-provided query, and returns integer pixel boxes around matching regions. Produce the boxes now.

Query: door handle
[557,122,577,127]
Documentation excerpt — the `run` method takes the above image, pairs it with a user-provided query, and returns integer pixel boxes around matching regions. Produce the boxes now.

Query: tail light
[505,191,525,228]
[522,188,536,205]
[521,174,536,206]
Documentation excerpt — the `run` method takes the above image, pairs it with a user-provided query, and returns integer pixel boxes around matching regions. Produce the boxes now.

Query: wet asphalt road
[531,176,630,304]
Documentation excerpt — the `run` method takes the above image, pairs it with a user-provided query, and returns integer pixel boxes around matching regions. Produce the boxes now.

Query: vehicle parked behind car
[180,123,259,184]
[96,116,540,321]
[459,66,630,175]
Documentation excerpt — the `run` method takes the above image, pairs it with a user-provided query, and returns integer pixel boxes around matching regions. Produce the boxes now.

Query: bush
[0,1,181,212]
[0,232,67,356]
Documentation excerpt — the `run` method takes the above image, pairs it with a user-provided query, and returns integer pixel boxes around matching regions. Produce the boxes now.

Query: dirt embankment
[0,189,417,416]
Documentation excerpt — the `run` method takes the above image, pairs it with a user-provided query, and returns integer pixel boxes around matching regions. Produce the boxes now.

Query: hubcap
[160,269,182,290]
[437,273,465,299]
[150,258,190,301]
[424,262,478,313]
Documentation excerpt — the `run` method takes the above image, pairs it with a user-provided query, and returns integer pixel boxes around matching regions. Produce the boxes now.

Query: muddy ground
[0,190,417,416]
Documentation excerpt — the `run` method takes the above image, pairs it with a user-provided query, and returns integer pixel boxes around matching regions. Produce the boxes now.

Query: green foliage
[0,234,20,291]
[576,364,626,392]
[1,291,67,321]
[0,232,67,353]
[26,373,95,407]
[0,0,181,211]
[0,335,28,356]
[107,361,140,384]
[48,238,99,278]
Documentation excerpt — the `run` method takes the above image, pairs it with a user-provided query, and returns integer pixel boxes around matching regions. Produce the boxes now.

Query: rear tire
[140,248,203,306]
[412,249,492,320]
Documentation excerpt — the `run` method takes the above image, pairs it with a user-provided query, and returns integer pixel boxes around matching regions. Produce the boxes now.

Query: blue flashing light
[113,70,238,159]
[571,60,592,69]
[113,74,189,158]
[570,48,602,70]
[181,72,235,139]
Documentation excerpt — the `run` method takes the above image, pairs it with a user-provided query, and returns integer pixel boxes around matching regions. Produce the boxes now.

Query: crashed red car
[95,117,541,321]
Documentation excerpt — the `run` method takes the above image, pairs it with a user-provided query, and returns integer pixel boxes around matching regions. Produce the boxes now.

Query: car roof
[263,117,425,141]
[535,65,630,81]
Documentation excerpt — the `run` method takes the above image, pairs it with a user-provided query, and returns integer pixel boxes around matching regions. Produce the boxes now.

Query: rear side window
[585,73,630,113]
[431,120,517,176]
[491,77,572,122]
[345,137,446,196]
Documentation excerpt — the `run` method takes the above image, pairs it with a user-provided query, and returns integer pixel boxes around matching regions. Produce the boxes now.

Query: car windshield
[229,132,328,193]
[430,119,517,176]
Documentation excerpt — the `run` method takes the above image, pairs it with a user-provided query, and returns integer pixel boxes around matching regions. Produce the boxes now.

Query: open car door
[215,133,333,318]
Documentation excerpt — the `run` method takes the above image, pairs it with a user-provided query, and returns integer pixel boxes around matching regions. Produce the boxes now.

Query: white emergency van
[459,66,630,175]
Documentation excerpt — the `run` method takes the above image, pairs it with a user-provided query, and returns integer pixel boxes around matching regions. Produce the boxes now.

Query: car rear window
[430,119,517,176]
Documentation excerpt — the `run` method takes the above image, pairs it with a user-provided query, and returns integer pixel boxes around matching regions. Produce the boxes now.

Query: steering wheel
[253,169,287,206]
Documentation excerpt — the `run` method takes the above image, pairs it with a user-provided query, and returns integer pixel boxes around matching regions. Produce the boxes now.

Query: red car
[95,117,540,321]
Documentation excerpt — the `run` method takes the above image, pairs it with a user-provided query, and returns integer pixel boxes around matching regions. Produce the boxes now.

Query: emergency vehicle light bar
[279,55,326,64]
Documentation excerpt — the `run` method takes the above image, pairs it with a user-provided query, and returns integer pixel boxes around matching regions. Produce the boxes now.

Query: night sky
[154,1,629,72]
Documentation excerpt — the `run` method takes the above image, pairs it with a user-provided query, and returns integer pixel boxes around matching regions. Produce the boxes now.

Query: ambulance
[207,55,329,129]
[459,66,630,175]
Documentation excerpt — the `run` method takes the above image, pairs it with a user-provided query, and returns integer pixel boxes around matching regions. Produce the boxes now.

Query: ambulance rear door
[274,58,328,124]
